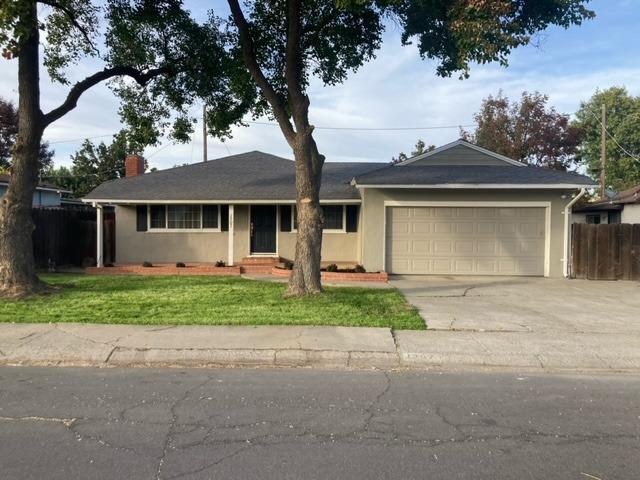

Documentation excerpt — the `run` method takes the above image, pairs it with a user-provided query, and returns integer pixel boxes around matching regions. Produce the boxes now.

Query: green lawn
[0,274,424,330]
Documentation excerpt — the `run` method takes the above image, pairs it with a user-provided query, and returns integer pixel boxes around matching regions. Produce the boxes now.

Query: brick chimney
[125,154,145,178]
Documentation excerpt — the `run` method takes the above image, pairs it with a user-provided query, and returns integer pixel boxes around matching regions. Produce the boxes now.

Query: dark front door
[250,205,277,254]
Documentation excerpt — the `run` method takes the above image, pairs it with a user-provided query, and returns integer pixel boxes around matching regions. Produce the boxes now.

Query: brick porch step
[240,256,282,265]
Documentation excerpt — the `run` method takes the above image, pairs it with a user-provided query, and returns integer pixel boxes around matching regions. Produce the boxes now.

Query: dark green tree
[391,139,435,164]
[224,0,594,296]
[0,96,54,174]
[0,0,251,297]
[573,87,640,191]
[43,130,142,197]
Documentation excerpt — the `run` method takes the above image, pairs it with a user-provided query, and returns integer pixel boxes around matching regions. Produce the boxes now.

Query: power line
[590,110,640,162]
[247,121,475,131]
[47,134,115,145]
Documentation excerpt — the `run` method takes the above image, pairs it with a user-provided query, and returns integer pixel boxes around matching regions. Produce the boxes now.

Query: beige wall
[622,204,640,223]
[116,205,228,264]
[278,231,359,263]
[116,204,359,265]
[359,188,576,278]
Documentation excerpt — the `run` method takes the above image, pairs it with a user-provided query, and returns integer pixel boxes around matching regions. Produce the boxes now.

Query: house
[0,173,70,207]
[83,139,596,277]
[572,184,640,224]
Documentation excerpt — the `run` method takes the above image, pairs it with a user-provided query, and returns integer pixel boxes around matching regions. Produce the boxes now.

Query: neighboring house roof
[573,184,640,213]
[353,165,597,188]
[396,139,525,167]
[84,151,383,202]
[0,174,71,193]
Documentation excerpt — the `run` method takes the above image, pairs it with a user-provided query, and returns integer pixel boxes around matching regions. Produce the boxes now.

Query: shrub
[283,260,294,270]
[215,260,226,267]
[354,264,366,273]
[326,263,338,272]
[176,262,186,268]
[142,261,153,268]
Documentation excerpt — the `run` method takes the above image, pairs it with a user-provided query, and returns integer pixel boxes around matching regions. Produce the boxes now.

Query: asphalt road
[0,367,638,480]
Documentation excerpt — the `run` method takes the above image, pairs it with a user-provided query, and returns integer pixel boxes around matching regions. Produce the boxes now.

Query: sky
[1,0,639,170]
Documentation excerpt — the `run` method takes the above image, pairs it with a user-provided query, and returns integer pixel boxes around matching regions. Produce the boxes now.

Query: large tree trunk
[0,4,47,298]
[287,135,325,296]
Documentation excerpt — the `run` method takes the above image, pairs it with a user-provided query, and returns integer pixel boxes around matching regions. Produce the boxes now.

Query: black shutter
[220,205,229,231]
[346,205,359,232]
[136,205,147,232]
[280,205,292,232]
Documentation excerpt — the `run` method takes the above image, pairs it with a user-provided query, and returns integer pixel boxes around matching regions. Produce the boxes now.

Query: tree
[391,139,435,164]
[0,96,54,174]
[46,130,142,198]
[572,87,640,191]
[0,0,251,297]
[461,91,583,170]
[224,0,593,296]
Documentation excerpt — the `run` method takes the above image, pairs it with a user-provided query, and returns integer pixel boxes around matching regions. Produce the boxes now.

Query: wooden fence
[571,223,640,281]
[32,208,115,268]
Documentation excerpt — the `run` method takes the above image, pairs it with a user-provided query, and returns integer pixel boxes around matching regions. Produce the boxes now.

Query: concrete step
[240,256,282,266]
[240,265,275,274]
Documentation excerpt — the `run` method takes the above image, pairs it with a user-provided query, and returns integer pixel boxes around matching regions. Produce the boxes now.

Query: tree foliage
[391,139,435,164]
[0,96,54,174]
[461,91,583,170]
[572,86,640,191]
[43,130,141,197]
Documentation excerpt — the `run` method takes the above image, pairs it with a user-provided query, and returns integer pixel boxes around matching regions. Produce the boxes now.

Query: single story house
[83,139,596,277]
[573,184,640,224]
[0,174,70,207]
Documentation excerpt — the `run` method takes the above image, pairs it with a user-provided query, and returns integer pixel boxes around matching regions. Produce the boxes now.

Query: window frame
[585,214,601,225]
[291,204,347,234]
[146,204,222,232]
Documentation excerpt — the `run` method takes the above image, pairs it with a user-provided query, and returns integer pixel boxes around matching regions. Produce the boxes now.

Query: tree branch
[285,0,308,130]
[43,65,172,126]
[39,0,100,56]
[227,0,296,144]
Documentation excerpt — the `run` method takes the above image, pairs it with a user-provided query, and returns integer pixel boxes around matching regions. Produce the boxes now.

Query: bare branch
[39,0,100,56]
[43,65,172,126]
[227,0,296,144]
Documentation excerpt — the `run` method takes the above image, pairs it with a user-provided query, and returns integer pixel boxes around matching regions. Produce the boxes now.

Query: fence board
[571,223,640,281]
[32,208,115,268]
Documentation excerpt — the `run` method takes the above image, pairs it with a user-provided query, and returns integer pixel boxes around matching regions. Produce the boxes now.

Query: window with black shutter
[346,205,359,232]
[280,205,292,231]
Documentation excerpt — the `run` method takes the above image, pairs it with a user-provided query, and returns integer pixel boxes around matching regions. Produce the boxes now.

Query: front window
[293,205,345,232]
[586,214,601,225]
[148,204,220,231]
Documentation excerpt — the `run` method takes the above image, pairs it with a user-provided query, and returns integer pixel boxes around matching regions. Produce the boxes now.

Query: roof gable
[397,139,524,167]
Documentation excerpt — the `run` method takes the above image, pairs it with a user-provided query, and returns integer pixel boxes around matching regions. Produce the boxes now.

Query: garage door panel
[386,207,545,276]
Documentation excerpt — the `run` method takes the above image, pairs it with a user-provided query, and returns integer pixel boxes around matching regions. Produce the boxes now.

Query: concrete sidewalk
[1,323,639,373]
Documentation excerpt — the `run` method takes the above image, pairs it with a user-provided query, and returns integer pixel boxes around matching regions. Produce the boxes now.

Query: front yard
[0,274,424,330]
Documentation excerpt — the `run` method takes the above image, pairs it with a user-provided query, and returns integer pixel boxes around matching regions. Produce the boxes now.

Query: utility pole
[600,103,606,198]
[203,104,208,162]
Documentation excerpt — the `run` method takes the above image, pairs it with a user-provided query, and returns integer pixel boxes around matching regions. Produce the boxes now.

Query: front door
[250,205,277,254]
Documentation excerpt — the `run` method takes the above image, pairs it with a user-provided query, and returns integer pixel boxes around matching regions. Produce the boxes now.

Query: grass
[0,274,425,330]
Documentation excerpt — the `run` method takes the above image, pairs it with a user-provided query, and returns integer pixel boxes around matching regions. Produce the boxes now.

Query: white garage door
[386,206,546,276]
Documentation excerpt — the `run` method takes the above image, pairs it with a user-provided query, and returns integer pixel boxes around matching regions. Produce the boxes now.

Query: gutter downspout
[563,188,587,278]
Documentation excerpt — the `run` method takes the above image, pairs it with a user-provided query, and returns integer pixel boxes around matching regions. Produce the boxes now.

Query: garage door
[386,207,546,275]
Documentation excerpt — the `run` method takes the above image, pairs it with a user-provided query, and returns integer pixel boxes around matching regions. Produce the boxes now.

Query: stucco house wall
[359,188,574,278]
[621,204,640,223]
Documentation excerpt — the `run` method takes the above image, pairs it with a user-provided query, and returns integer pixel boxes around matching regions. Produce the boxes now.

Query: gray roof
[354,164,597,187]
[84,151,383,201]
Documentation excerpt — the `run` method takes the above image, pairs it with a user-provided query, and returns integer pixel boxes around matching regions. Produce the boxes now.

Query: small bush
[142,261,153,268]
[354,264,366,273]
[283,260,294,270]
[215,260,226,267]
[326,263,338,272]
[176,262,186,268]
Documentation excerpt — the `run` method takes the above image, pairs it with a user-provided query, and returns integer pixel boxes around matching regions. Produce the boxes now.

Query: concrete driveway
[391,275,640,334]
